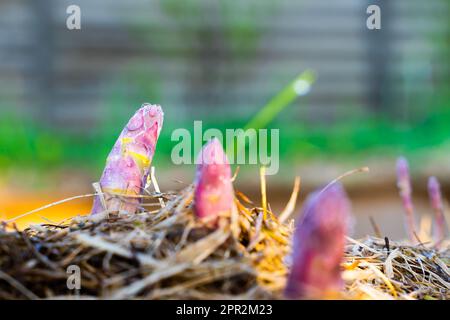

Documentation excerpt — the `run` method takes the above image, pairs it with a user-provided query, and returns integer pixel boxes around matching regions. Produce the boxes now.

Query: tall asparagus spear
[285,183,351,299]
[396,157,417,241]
[91,104,164,215]
[194,138,235,225]
[428,176,446,244]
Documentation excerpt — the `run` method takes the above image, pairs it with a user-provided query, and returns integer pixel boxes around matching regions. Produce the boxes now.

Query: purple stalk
[396,157,417,241]
[194,138,235,225]
[285,183,351,299]
[91,104,164,214]
[428,176,446,244]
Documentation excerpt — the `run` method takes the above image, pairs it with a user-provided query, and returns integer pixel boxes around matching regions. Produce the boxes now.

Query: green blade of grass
[232,70,316,159]
[244,69,316,131]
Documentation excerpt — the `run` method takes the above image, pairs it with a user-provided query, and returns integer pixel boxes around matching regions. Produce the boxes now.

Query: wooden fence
[0,0,448,131]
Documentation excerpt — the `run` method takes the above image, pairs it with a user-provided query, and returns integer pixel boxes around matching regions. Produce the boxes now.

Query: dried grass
[343,236,449,300]
[0,171,448,300]
[0,183,291,300]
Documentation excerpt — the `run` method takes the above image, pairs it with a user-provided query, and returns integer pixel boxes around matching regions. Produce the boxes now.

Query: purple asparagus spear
[285,183,351,299]
[91,104,164,214]
[194,138,235,225]
[396,157,417,241]
[428,176,446,244]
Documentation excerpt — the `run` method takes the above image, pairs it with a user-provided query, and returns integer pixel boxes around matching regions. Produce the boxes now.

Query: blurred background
[0,0,449,237]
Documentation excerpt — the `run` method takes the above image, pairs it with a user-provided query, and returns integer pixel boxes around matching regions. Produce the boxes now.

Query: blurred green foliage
[1,88,449,174]
[1,0,448,174]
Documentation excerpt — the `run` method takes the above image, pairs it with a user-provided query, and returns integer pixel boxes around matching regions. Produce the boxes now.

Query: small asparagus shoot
[91,104,164,214]
[396,157,417,242]
[285,183,351,299]
[428,176,446,244]
[194,138,235,225]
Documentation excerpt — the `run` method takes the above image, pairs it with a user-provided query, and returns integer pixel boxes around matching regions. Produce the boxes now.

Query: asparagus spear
[194,138,235,225]
[396,157,417,241]
[285,183,351,299]
[91,104,164,215]
[428,176,446,244]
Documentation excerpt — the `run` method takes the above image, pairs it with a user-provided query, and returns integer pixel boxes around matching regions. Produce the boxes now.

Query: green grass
[1,72,449,174]
[1,107,450,174]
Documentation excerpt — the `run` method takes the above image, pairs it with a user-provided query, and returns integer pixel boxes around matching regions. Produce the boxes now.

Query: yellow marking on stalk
[123,149,151,170]
[127,151,151,169]
[102,187,137,196]
[121,137,133,145]
[207,194,220,203]
[120,138,133,155]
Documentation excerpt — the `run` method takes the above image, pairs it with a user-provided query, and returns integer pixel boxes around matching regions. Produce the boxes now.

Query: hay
[0,184,291,300]
[0,178,448,300]
[343,236,449,300]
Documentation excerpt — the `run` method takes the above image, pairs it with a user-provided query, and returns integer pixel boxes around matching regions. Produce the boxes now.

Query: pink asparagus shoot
[396,157,417,241]
[91,104,164,214]
[194,138,235,225]
[285,183,351,299]
[428,176,446,244]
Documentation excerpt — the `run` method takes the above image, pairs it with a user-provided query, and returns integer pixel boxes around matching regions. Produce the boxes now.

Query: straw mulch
[0,181,448,300]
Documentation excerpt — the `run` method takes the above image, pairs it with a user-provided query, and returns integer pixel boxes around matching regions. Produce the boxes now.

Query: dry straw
[0,168,448,300]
